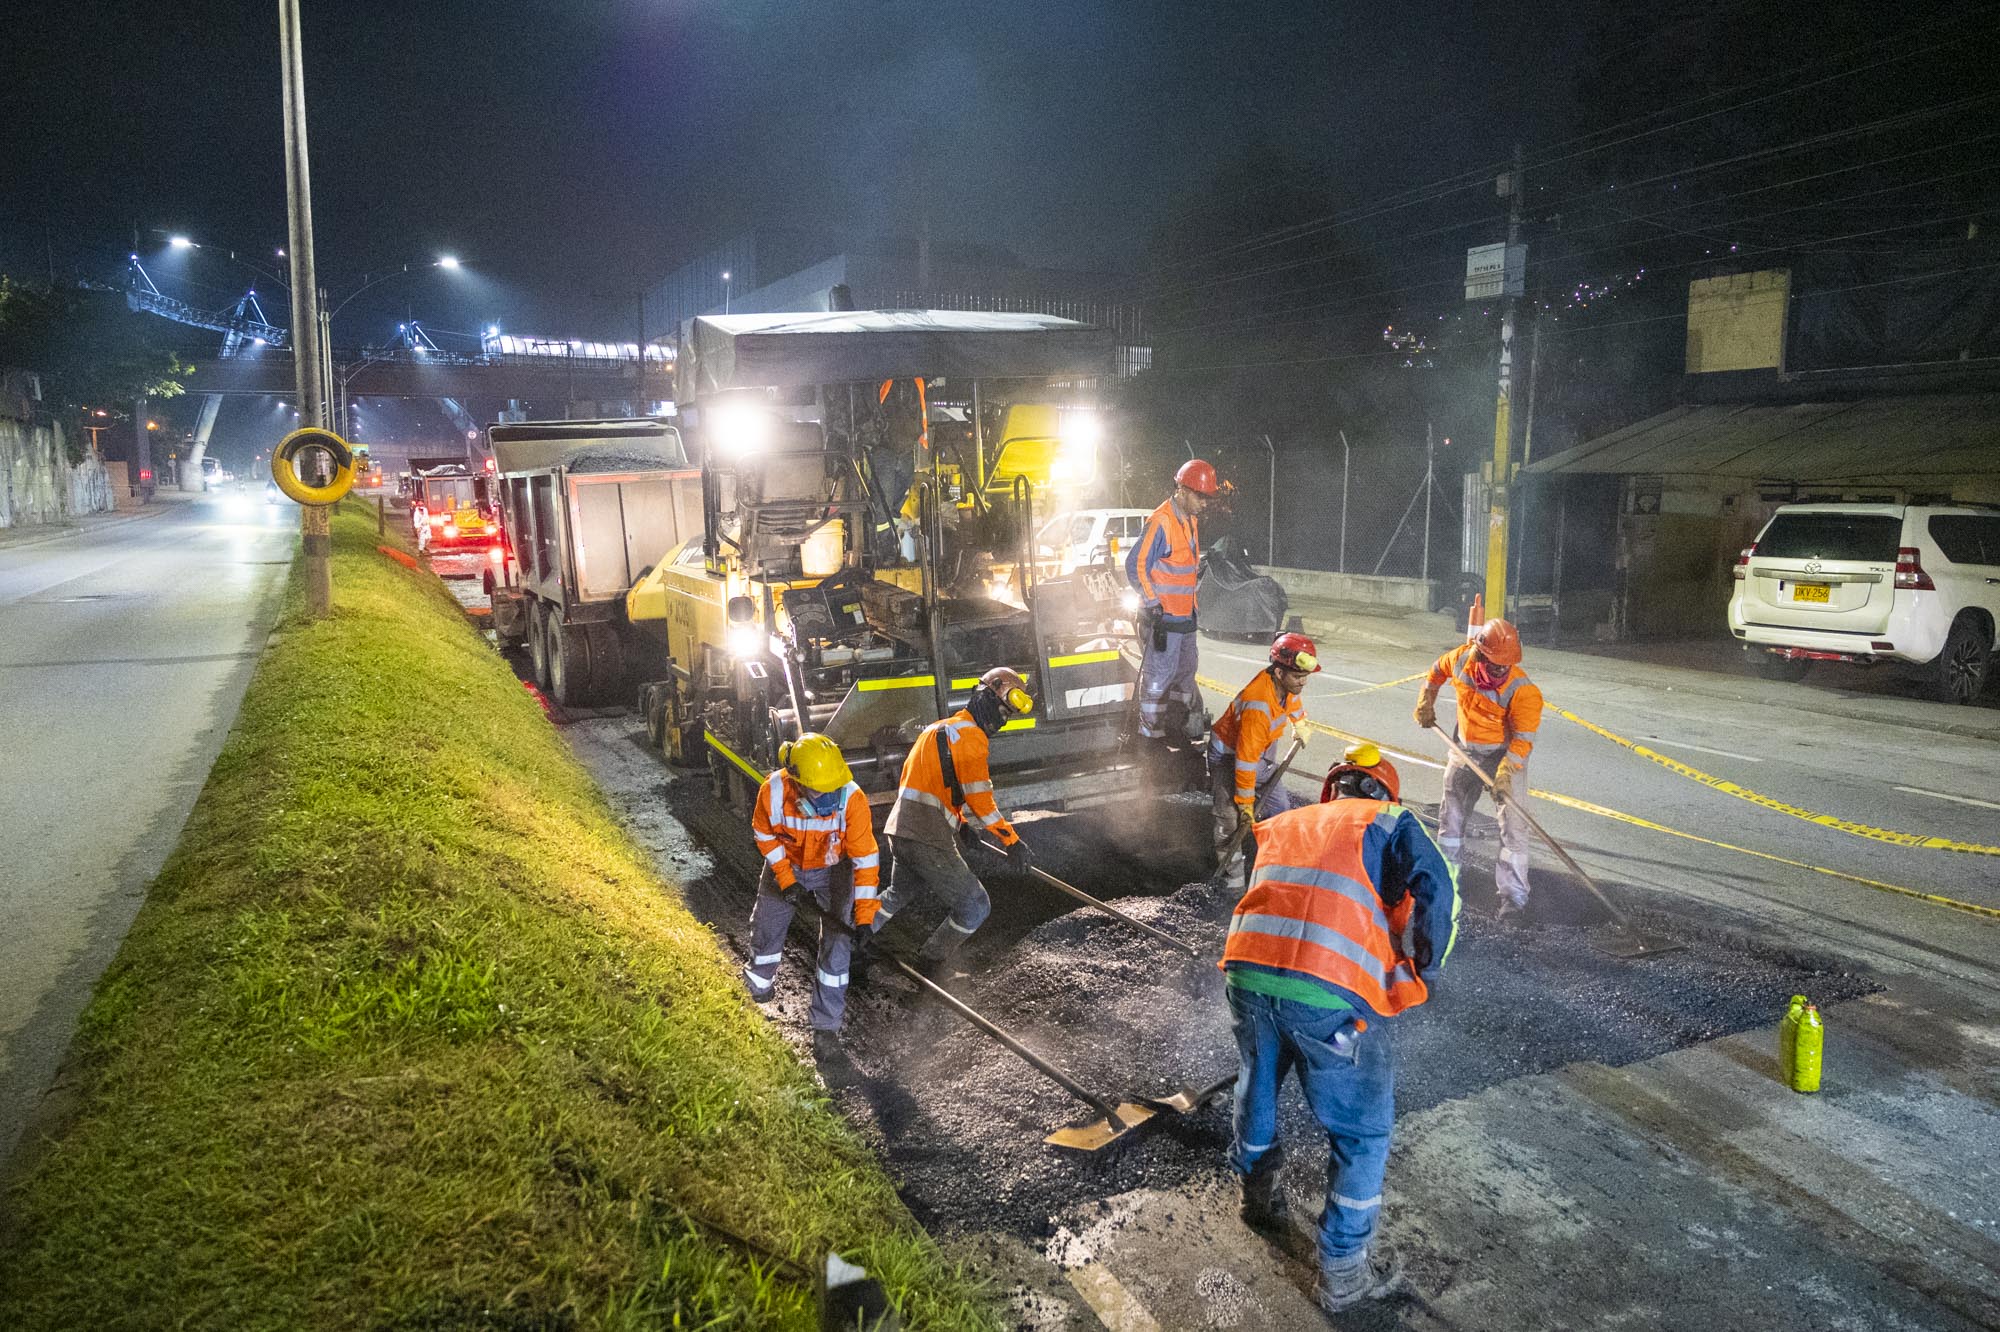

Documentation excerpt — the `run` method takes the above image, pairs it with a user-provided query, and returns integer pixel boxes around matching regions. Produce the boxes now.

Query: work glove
[1492,760,1518,803]
[1414,695,1438,731]
[1233,803,1256,838]
[1006,839,1034,871]
[851,897,880,929]
[958,822,982,855]
[773,872,799,897]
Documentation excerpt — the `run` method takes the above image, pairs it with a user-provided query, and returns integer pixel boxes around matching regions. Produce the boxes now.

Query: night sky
[4,0,1602,340]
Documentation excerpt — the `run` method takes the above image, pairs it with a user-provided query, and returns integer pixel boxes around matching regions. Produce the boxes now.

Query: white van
[1035,508,1152,575]
[1727,502,2000,703]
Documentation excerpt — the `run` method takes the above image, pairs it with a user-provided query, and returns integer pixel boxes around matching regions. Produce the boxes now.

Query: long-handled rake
[1429,725,1681,959]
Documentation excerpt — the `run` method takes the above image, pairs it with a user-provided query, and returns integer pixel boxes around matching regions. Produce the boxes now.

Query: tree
[0,278,194,417]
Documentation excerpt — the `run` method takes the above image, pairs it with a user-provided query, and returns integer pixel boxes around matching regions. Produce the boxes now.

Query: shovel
[974,837,1204,960]
[1429,726,1681,960]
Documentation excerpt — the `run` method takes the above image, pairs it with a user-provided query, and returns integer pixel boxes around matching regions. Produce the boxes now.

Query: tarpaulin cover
[1788,246,2000,372]
[1197,536,1289,636]
[490,421,688,476]
[677,309,1113,400]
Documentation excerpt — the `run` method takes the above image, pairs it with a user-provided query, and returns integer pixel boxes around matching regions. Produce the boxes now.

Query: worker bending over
[1222,744,1458,1315]
[744,733,881,1062]
[871,668,1035,982]
[1126,459,1217,747]
[1209,632,1320,887]
[1413,617,1544,918]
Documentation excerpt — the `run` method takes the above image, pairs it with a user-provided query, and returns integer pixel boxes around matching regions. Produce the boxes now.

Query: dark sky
[2,0,1605,341]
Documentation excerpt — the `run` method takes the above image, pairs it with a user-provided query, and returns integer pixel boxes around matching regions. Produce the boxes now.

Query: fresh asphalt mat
[565,717,1881,1320]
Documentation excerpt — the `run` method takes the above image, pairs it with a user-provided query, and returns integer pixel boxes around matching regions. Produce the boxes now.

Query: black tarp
[1787,243,2000,372]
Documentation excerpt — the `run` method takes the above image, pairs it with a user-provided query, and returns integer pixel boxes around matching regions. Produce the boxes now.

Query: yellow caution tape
[1193,675,2000,921]
[1326,669,1429,698]
[1555,707,2000,857]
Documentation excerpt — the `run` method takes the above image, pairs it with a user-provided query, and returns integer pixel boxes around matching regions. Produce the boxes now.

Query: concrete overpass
[184,348,670,407]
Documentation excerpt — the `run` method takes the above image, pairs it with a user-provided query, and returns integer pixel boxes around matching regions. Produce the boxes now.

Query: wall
[0,417,113,528]
[1262,565,1437,611]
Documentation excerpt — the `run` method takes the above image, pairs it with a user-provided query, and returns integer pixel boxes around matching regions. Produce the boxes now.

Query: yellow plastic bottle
[1789,1003,1824,1093]
[1779,994,1807,1073]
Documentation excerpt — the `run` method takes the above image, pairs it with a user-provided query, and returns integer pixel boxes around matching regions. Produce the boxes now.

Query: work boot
[1315,1244,1404,1313]
[811,1028,844,1062]
[1238,1152,1289,1232]
[1494,897,1527,925]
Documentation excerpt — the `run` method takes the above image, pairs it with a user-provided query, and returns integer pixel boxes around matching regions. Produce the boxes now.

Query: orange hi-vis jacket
[1428,642,1543,764]
[1222,798,1460,1018]
[1211,667,1307,807]
[1130,496,1201,618]
[882,710,1021,851]
[751,771,881,901]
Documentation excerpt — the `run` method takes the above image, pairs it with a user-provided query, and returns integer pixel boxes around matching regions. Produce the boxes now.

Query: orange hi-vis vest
[751,771,881,902]
[1223,800,1441,1017]
[882,710,1020,851]
[1132,496,1201,617]
[1428,642,1543,764]
[1210,667,1307,807]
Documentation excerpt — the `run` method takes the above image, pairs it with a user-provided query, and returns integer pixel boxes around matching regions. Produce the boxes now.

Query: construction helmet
[1472,617,1523,667]
[1270,631,1321,675]
[778,732,852,793]
[1321,742,1401,804]
[977,665,1035,715]
[1174,458,1220,496]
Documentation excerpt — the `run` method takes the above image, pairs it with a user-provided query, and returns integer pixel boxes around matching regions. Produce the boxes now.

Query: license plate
[1791,582,1831,604]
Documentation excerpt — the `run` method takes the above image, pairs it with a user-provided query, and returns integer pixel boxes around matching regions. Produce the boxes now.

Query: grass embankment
[0,502,993,1330]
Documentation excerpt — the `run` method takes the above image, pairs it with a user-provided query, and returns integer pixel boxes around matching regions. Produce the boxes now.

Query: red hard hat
[1473,617,1523,667]
[1270,631,1321,674]
[1175,458,1219,495]
[1320,743,1401,804]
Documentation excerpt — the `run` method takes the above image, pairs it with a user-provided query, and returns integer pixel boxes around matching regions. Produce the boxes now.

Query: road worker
[1222,743,1458,1315]
[1413,617,1544,919]
[1126,459,1217,748]
[1209,632,1320,888]
[870,667,1036,983]
[744,733,881,1063]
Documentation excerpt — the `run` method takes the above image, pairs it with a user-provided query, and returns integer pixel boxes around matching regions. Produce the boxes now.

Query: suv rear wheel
[1926,614,1992,705]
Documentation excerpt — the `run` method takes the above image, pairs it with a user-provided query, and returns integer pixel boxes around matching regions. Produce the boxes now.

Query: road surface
[0,496,294,1171]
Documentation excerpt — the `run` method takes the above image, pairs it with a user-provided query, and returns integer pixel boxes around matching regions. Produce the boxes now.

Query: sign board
[1685,270,1790,374]
[1466,243,1527,301]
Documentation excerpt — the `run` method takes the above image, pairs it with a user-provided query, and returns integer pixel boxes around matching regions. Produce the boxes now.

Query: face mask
[805,787,844,815]
[967,685,1007,735]
[1471,657,1508,689]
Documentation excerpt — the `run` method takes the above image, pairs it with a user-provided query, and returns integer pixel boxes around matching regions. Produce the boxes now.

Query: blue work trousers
[744,863,855,1031]
[1137,621,1200,739]
[1226,986,1395,1263]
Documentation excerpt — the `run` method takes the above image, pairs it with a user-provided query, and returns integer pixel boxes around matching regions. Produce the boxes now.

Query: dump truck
[487,418,702,707]
[626,309,1151,812]
[410,463,497,553]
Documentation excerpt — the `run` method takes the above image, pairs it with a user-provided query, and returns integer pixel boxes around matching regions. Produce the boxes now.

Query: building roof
[1528,393,2000,482]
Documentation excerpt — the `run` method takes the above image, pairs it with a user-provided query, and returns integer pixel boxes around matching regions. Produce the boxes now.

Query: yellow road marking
[1556,706,2000,857]
[1064,1261,1162,1332]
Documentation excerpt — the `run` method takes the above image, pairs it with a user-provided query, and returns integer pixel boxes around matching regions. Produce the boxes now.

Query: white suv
[1035,508,1152,575]
[1728,502,2000,704]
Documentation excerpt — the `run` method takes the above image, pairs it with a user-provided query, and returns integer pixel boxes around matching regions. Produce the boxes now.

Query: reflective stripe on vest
[1139,498,1200,615]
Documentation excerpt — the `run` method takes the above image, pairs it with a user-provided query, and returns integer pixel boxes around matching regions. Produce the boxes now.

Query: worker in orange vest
[744,733,881,1064]
[869,668,1035,983]
[1125,459,1218,746]
[1414,618,1544,918]
[1209,632,1320,887]
[1222,743,1457,1313]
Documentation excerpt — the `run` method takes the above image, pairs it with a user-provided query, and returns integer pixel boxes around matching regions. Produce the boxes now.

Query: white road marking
[1641,736,1765,763]
[1065,1261,1162,1332]
[1893,784,2000,813]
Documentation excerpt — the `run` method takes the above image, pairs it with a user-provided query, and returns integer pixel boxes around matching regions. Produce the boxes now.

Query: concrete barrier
[1262,566,1437,612]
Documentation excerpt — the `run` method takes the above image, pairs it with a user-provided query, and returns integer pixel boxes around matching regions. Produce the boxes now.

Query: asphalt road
[0,495,294,1171]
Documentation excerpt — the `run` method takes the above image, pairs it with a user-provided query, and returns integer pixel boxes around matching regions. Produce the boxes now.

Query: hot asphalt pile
[613,757,1878,1246]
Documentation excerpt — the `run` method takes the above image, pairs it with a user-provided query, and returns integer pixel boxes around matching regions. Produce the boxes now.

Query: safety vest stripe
[1251,862,1392,935]
[851,852,880,869]
[760,846,785,865]
[963,779,993,794]
[1235,758,1259,772]
[1237,699,1271,716]
[899,788,962,826]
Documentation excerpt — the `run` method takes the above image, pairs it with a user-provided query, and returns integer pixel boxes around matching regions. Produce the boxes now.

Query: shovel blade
[1587,923,1683,959]
[1045,1102,1159,1152]
[1142,1074,1236,1115]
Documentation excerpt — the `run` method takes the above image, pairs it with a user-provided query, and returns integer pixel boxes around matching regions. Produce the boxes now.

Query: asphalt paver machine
[628,310,1145,811]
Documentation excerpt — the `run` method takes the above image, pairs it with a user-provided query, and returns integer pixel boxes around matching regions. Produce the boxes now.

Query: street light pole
[1338,429,1351,575]
[278,0,331,617]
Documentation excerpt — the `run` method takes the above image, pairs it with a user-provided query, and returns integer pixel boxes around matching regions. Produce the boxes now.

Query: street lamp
[722,270,731,315]
[168,235,195,249]
[437,255,461,270]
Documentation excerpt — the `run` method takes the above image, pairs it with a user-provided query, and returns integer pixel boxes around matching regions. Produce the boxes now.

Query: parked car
[1728,502,2000,704]
[1035,507,1151,574]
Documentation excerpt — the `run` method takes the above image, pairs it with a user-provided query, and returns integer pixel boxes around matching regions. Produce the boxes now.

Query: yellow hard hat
[778,732,852,793]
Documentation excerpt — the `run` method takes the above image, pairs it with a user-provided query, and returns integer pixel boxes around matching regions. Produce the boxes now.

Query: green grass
[0,501,997,1330]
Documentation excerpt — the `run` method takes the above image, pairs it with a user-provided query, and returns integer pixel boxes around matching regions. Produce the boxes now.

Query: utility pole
[279,0,331,617]
[1422,422,1435,587]
[1338,430,1351,574]
[1483,144,1525,617]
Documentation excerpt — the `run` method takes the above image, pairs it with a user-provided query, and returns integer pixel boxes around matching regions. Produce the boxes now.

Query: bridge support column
[181,394,223,492]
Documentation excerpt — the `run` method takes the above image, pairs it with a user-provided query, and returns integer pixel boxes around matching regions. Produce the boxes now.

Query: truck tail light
[488,545,505,564]
[1733,543,1756,580]
[1893,546,1934,591]
[442,522,458,539]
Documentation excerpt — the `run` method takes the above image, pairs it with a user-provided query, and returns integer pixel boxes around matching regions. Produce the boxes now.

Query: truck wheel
[528,601,553,691]
[583,623,627,703]
[641,684,665,746]
[549,621,590,708]
[1926,614,1992,705]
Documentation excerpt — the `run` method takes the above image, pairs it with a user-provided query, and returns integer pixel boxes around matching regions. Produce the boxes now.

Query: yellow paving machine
[627,309,1143,810]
